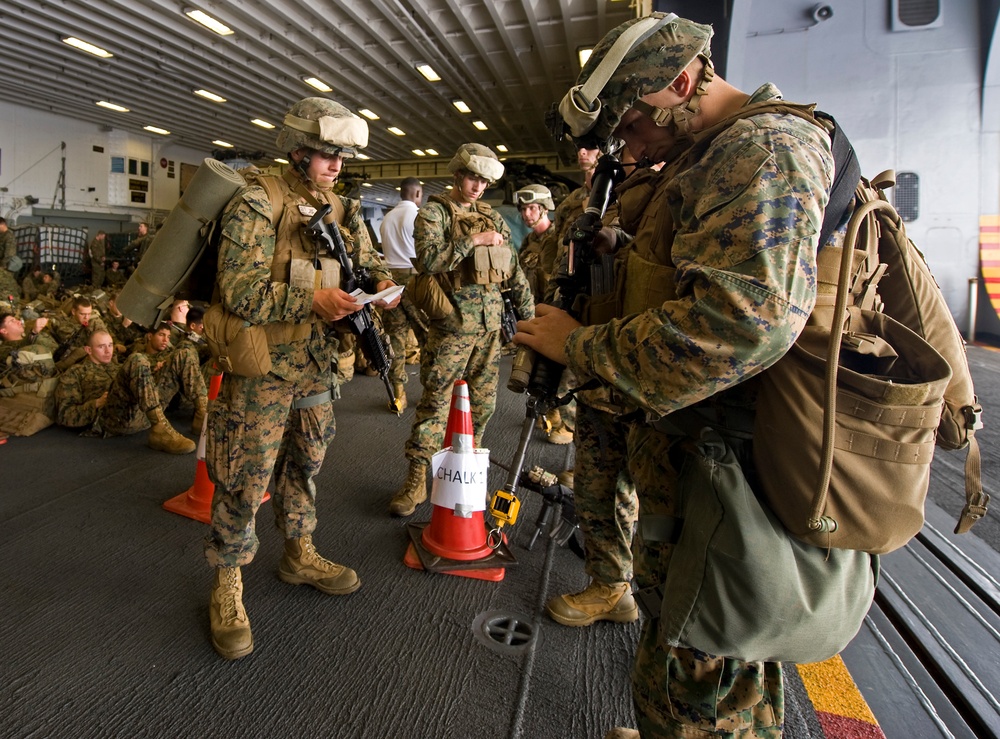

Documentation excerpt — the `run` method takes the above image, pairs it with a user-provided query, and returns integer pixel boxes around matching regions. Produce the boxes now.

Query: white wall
[735,0,984,329]
[0,100,211,226]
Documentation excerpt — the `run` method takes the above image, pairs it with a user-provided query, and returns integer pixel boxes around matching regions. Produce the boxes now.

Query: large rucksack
[753,117,987,553]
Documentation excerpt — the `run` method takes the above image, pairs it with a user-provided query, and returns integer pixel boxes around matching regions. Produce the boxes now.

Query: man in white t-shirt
[378,177,428,412]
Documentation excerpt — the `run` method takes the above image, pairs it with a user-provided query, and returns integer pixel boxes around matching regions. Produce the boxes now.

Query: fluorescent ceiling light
[251,118,275,129]
[303,76,332,92]
[376,197,384,202]
[425,149,439,156]
[96,101,129,112]
[472,120,488,131]
[362,182,373,187]
[143,125,170,135]
[212,140,233,148]
[388,127,406,136]
[356,153,370,160]
[63,37,113,58]
[358,108,380,120]
[496,144,508,153]
[194,89,226,103]
[412,149,426,156]
[578,48,593,68]
[185,9,234,36]
[452,100,471,114]
[274,158,289,164]
[416,64,441,82]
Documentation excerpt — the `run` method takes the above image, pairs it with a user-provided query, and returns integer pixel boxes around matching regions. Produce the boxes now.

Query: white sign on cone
[430,447,490,517]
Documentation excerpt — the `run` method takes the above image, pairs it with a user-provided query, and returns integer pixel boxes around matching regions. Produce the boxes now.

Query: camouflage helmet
[515,184,555,211]
[558,12,713,147]
[276,97,369,158]
[447,143,505,183]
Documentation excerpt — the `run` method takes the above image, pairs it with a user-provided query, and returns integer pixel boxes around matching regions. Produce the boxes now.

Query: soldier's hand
[33,316,49,332]
[513,303,580,366]
[313,287,362,321]
[374,280,401,309]
[593,226,619,256]
[471,230,504,247]
[94,392,109,409]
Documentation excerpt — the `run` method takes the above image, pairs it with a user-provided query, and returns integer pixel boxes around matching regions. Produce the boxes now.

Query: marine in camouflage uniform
[54,329,195,454]
[0,218,20,301]
[48,297,108,371]
[136,323,208,433]
[0,311,57,387]
[516,14,839,738]
[389,143,535,517]
[88,231,107,288]
[127,223,155,262]
[514,184,558,304]
[203,97,397,661]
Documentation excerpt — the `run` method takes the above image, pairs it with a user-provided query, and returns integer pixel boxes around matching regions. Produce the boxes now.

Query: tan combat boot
[546,581,638,627]
[277,534,361,595]
[191,396,208,435]
[390,382,407,413]
[209,566,253,660]
[146,407,196,454]
[389,460,428,517]
[547,423,574,445]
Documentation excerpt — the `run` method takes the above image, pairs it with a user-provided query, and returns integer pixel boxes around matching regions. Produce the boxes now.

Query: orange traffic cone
[404,380,515,581]
[162,370,270,522]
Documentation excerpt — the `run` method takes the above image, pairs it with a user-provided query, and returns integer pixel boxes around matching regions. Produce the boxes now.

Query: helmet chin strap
[292,150,338,192]
[631,58,715,142]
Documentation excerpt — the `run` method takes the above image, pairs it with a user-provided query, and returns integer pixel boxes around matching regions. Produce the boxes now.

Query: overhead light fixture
[452,100,471,114]
[212,140,233,148]
[143,125,170,135]
[388,127,406,136]
[425,148,439,156]
[416,64,441,82]
[358,108,380,120]
[63,37,113,58]
[362,182,373,187]
[578,48,593,68]
[194,89,226,103]
[376,197,384,202]
[302,76,332,92]
[412,149,426,157]
[274,157,289,164]
[184,8,234,36]
[251,118,275,129]
[356,153,370,160]
[496,144,508,153]
[472,120,488,131]
[96,100,129,112]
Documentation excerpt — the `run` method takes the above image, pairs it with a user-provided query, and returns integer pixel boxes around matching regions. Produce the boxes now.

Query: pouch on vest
[658,429,877,663]
[409,258,454,320]
[202,303,272,378]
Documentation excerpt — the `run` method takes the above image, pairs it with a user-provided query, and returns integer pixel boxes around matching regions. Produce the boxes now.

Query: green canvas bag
[657,428,878,664]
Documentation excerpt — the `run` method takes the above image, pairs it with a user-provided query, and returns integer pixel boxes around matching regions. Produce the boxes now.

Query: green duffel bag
[655,428,877,664]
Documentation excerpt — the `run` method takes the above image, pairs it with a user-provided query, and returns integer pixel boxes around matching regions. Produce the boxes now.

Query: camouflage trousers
[204,369,336,568]
[91,260,105,289]
[381,270,428,385]
[573,403,637,584]
[155,344,207,408]
[97,354,160,435]
[0,269,20,301]
[404,324,502,465]
[627,423,783,738]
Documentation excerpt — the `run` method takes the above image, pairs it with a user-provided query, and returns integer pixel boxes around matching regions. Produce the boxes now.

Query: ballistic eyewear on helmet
[515,190,548,205]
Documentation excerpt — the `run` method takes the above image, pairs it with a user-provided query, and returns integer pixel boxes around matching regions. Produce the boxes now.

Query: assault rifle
[306,205,397,409]
[489,154,625,546]
[499,289,520,344]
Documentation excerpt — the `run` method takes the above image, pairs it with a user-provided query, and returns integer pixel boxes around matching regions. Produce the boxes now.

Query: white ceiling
[0,0,636,206]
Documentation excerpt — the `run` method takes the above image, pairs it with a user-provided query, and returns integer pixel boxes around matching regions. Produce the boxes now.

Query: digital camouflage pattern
[544,185,589,303]
[382,269,428,386]
[518,226,558,304]
[88,236,106,288]
[574,13,713,144]
[55,355,159,434]
[205,173,388,567]
[141,343,207,409]
[573,403,637,585]
[404,197,534,464]
[48,314,108,362]
[563,84,834,736]
[275,97,365,156]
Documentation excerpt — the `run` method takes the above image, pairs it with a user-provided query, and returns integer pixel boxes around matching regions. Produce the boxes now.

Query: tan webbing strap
[956,435,988,533]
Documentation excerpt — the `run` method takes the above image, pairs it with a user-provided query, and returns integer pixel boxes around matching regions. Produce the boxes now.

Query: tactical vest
[614,100,826,316]
[245,171,351,346]
[428,194,513,286]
